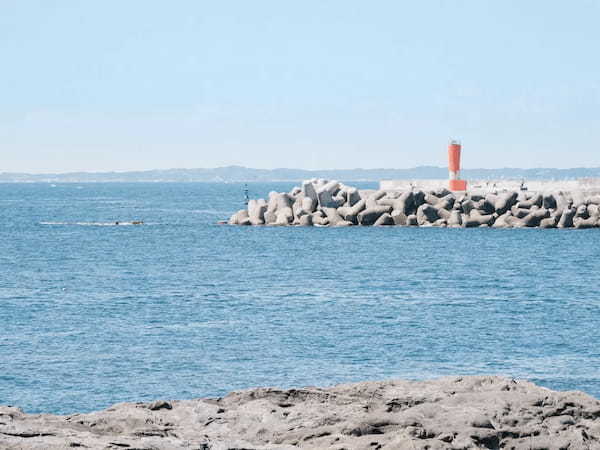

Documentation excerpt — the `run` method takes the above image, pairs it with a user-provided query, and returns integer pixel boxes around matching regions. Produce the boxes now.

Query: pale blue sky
[2,1,599,172]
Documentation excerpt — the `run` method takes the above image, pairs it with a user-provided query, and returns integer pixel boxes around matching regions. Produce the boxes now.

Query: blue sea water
[1,182,600,414]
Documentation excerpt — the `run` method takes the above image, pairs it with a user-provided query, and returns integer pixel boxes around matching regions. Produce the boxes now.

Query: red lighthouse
[448,140,467,191]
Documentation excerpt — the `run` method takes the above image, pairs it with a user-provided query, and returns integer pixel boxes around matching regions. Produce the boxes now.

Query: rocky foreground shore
[2,376,600,449]
[229,179,600,228]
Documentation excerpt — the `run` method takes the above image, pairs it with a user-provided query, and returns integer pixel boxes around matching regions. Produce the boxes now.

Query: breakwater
[228,179,600,228]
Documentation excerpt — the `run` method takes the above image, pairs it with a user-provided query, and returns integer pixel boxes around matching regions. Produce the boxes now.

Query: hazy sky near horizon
[2,1,600,173]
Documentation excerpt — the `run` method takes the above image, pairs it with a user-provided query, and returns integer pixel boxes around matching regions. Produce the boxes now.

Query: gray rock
[343,186,361,206]
[381,191,419,217]
[574,216,598,229]
[539,216,559,228]
[461,199,476,215]
[230,180,600,230]
[588,195,600,205]
[321,180,341,196]
[277,193,293,210]
[311,212,329,226]
[484,193,498,205]
[391,210,408,226]
[492,212,513,228]
[395,191,416,215]
[434,187,451,197]
[316,190,335,208]
[522,207,550,227]
[517,193,543,209]
[228,210,249,225]
[264,210,277,225]
[247,199,267,225]
[267,190,279,210]
[424,193,441,205]
[322,207,344,226]
[406,214,418,226]
[378,197,397,207]
[505,214,526,228]
[575,204,589,219]
[494,191,518,215]
[511,206,530,219]
[436,194,455,211]
[412,190,426,209]
[467,210,495,226]
[435,207,451,220]
[148,400,172,411]
[365,190,386,208]
[293,195,315,220]
[338,199,366,224]
[275,207,294,225]
[3,376,599,450]
[358,205,392,225]
[477,199,496,215]
[557,207,576,228]
[343,213,358,225]
[571,191,587,207]
[463,218,484,228]
[298,214,313,226]
[265,191,289,225]
[447,210,462,227]
[543,193,557,209]
[316,181,341,208]
[301,180,318,205]
[416,204,440,225]
[332,194,346,208]
[373,212,394,226]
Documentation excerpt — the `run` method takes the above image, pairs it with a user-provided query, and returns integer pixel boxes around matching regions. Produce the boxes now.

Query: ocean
[1,182,599,414]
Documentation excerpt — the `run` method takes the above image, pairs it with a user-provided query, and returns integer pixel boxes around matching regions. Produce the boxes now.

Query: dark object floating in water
[114,221,144,225]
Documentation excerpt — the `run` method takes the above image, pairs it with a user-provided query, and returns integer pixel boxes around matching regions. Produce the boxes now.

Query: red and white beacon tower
[448,140,467,191]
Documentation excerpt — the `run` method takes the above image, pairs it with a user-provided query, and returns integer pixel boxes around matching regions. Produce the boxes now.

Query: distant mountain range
[2,166,600,182]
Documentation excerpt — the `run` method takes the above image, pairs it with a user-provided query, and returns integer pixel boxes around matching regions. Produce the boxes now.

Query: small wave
[39,221,148,227]
[191,209,229,215]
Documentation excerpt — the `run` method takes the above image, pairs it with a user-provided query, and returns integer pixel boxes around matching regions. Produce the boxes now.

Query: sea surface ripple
[1,182,599,414]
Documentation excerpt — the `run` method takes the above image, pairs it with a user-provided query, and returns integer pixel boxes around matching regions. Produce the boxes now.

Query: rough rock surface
[2,376,600,449]
[229,179,600,229]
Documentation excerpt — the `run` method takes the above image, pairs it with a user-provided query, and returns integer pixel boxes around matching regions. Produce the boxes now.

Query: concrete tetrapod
[358,205,392,226]
[227,179,600,229]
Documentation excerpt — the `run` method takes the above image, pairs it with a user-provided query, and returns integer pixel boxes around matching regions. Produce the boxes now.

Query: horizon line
[3,165,600,176]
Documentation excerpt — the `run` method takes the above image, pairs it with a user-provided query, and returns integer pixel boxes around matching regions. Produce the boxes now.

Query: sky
[1,1,600,173]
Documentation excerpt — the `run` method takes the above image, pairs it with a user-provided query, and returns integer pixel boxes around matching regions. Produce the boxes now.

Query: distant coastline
[2,165,600,183]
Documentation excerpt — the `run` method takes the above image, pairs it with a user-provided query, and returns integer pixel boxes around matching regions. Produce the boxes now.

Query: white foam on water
[39,221,149,227]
